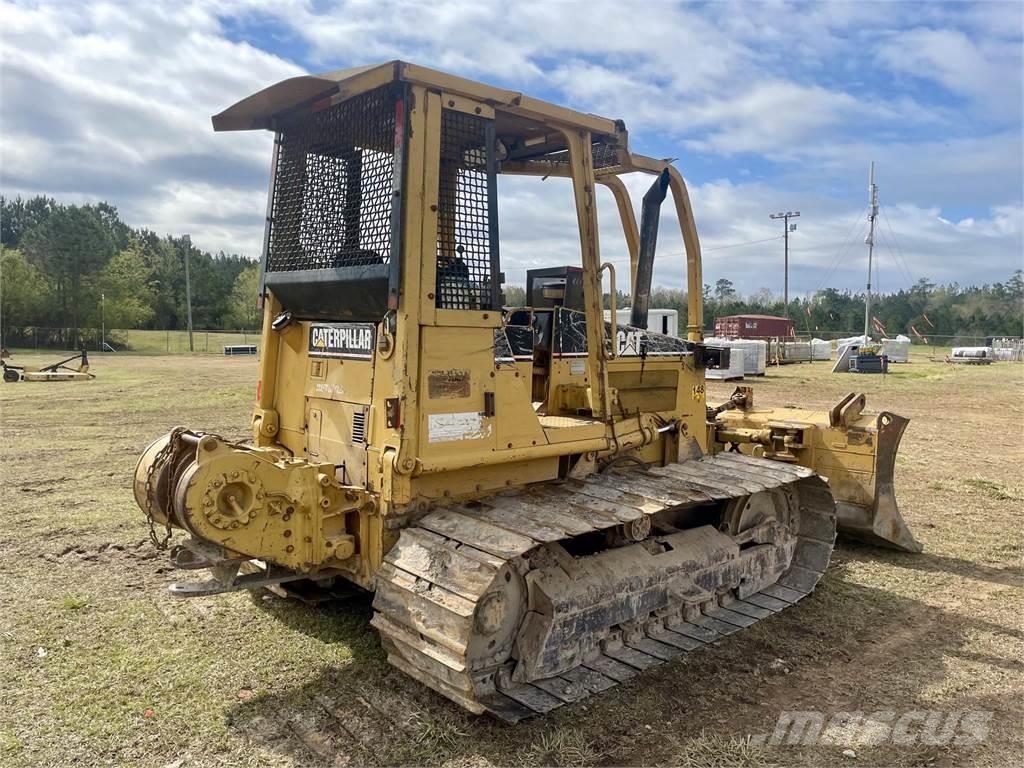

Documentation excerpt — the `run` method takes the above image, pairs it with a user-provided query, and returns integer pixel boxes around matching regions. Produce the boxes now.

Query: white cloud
[878,26,1023,120]
[681,81,863,155]
[0,0,1020,298]
[0,0,299,255]
[682,187,1024,297]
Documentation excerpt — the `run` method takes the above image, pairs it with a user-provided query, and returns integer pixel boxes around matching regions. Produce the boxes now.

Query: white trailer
[606,308,679,337]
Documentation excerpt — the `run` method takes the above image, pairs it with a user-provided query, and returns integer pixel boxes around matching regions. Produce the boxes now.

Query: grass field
[8,330,260,355]
[1,349,1021,767]
[117,329,260,355]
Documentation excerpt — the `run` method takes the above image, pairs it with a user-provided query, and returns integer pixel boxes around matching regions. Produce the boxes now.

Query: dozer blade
[714,391,922,553]
[831,410,921,552]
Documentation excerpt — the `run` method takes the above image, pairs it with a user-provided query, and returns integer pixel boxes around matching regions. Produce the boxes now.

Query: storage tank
[951,347,994,360]
[881,335,910,363]
[713,314,794,339]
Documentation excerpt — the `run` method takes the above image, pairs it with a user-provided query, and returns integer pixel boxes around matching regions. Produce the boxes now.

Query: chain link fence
[3,325,1015,357]
[702,328,1002,348]
[2,327,260,354]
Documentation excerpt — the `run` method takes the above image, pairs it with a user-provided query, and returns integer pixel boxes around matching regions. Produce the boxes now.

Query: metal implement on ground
[133,61,920,720]
[2,350,95,382]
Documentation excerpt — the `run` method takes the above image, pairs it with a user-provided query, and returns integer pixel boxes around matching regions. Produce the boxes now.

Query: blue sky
[2,0,1022,297]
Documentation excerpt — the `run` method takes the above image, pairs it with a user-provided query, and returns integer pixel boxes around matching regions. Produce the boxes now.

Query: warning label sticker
[428,412,490,443]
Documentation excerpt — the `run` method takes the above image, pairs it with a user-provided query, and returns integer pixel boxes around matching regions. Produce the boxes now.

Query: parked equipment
[2,351,94,382]
[133,62,919,720]
[833,339,889,375]
[850,353,889,373]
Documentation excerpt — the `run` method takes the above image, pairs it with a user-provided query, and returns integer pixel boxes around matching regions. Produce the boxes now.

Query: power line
[813,205,869,293]
[876,221,913,291]
[650,234,785,261]
[881,206,917,287]
[703,234,785,253]
[814,207,870,294]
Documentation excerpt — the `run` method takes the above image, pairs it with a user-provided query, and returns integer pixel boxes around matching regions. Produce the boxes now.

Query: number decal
[691,384,705,400]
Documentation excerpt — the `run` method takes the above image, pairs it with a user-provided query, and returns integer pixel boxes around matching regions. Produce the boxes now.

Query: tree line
[511,273,1022,341]
[1,196,259,348]
[2,196,1021,349]
[671,275,1023,340]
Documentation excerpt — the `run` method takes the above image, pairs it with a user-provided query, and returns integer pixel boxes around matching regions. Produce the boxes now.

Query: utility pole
[101,292,105,352]
[769,210,800,317]
[183,234,194,352]
[863,162,878,340]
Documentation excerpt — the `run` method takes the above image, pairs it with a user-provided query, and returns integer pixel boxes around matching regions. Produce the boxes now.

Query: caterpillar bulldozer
[134,62,920,720]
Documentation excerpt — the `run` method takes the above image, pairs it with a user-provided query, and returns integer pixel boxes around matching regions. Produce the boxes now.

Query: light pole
[769,210,800,317]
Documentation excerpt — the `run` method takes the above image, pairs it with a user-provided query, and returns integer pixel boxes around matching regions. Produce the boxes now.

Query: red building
[714,314,795,339]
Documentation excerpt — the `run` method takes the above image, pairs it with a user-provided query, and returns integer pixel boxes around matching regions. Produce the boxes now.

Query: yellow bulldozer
[134,62,920,720]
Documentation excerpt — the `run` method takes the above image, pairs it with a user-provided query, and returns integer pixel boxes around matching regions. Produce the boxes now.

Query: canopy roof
[212,60,624,141]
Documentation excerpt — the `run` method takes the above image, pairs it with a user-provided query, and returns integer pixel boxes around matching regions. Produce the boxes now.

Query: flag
[922,313,935,328]
[911,325,929,344]
[872,316,888,335]
[805,305,811,317]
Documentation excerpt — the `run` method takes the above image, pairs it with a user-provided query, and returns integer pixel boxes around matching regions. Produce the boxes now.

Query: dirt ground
[1,349,1021,768]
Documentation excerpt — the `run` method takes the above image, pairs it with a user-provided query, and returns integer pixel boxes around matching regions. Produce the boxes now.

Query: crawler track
[372,453,836,720]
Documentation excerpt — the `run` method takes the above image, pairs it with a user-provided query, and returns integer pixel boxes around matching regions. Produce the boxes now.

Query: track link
[372,453,836,720]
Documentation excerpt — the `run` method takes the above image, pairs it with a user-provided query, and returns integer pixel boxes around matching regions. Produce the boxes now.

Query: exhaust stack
[631,169,670,330]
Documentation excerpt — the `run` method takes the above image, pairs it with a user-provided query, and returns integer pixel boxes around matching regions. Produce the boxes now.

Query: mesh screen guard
[436,109,500,310]
[266,86,400,273]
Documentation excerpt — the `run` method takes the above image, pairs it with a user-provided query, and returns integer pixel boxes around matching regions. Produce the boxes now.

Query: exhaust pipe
[630,168,670,330]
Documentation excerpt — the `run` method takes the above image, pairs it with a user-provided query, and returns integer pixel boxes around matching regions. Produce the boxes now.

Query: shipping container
[713,314,794,339]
